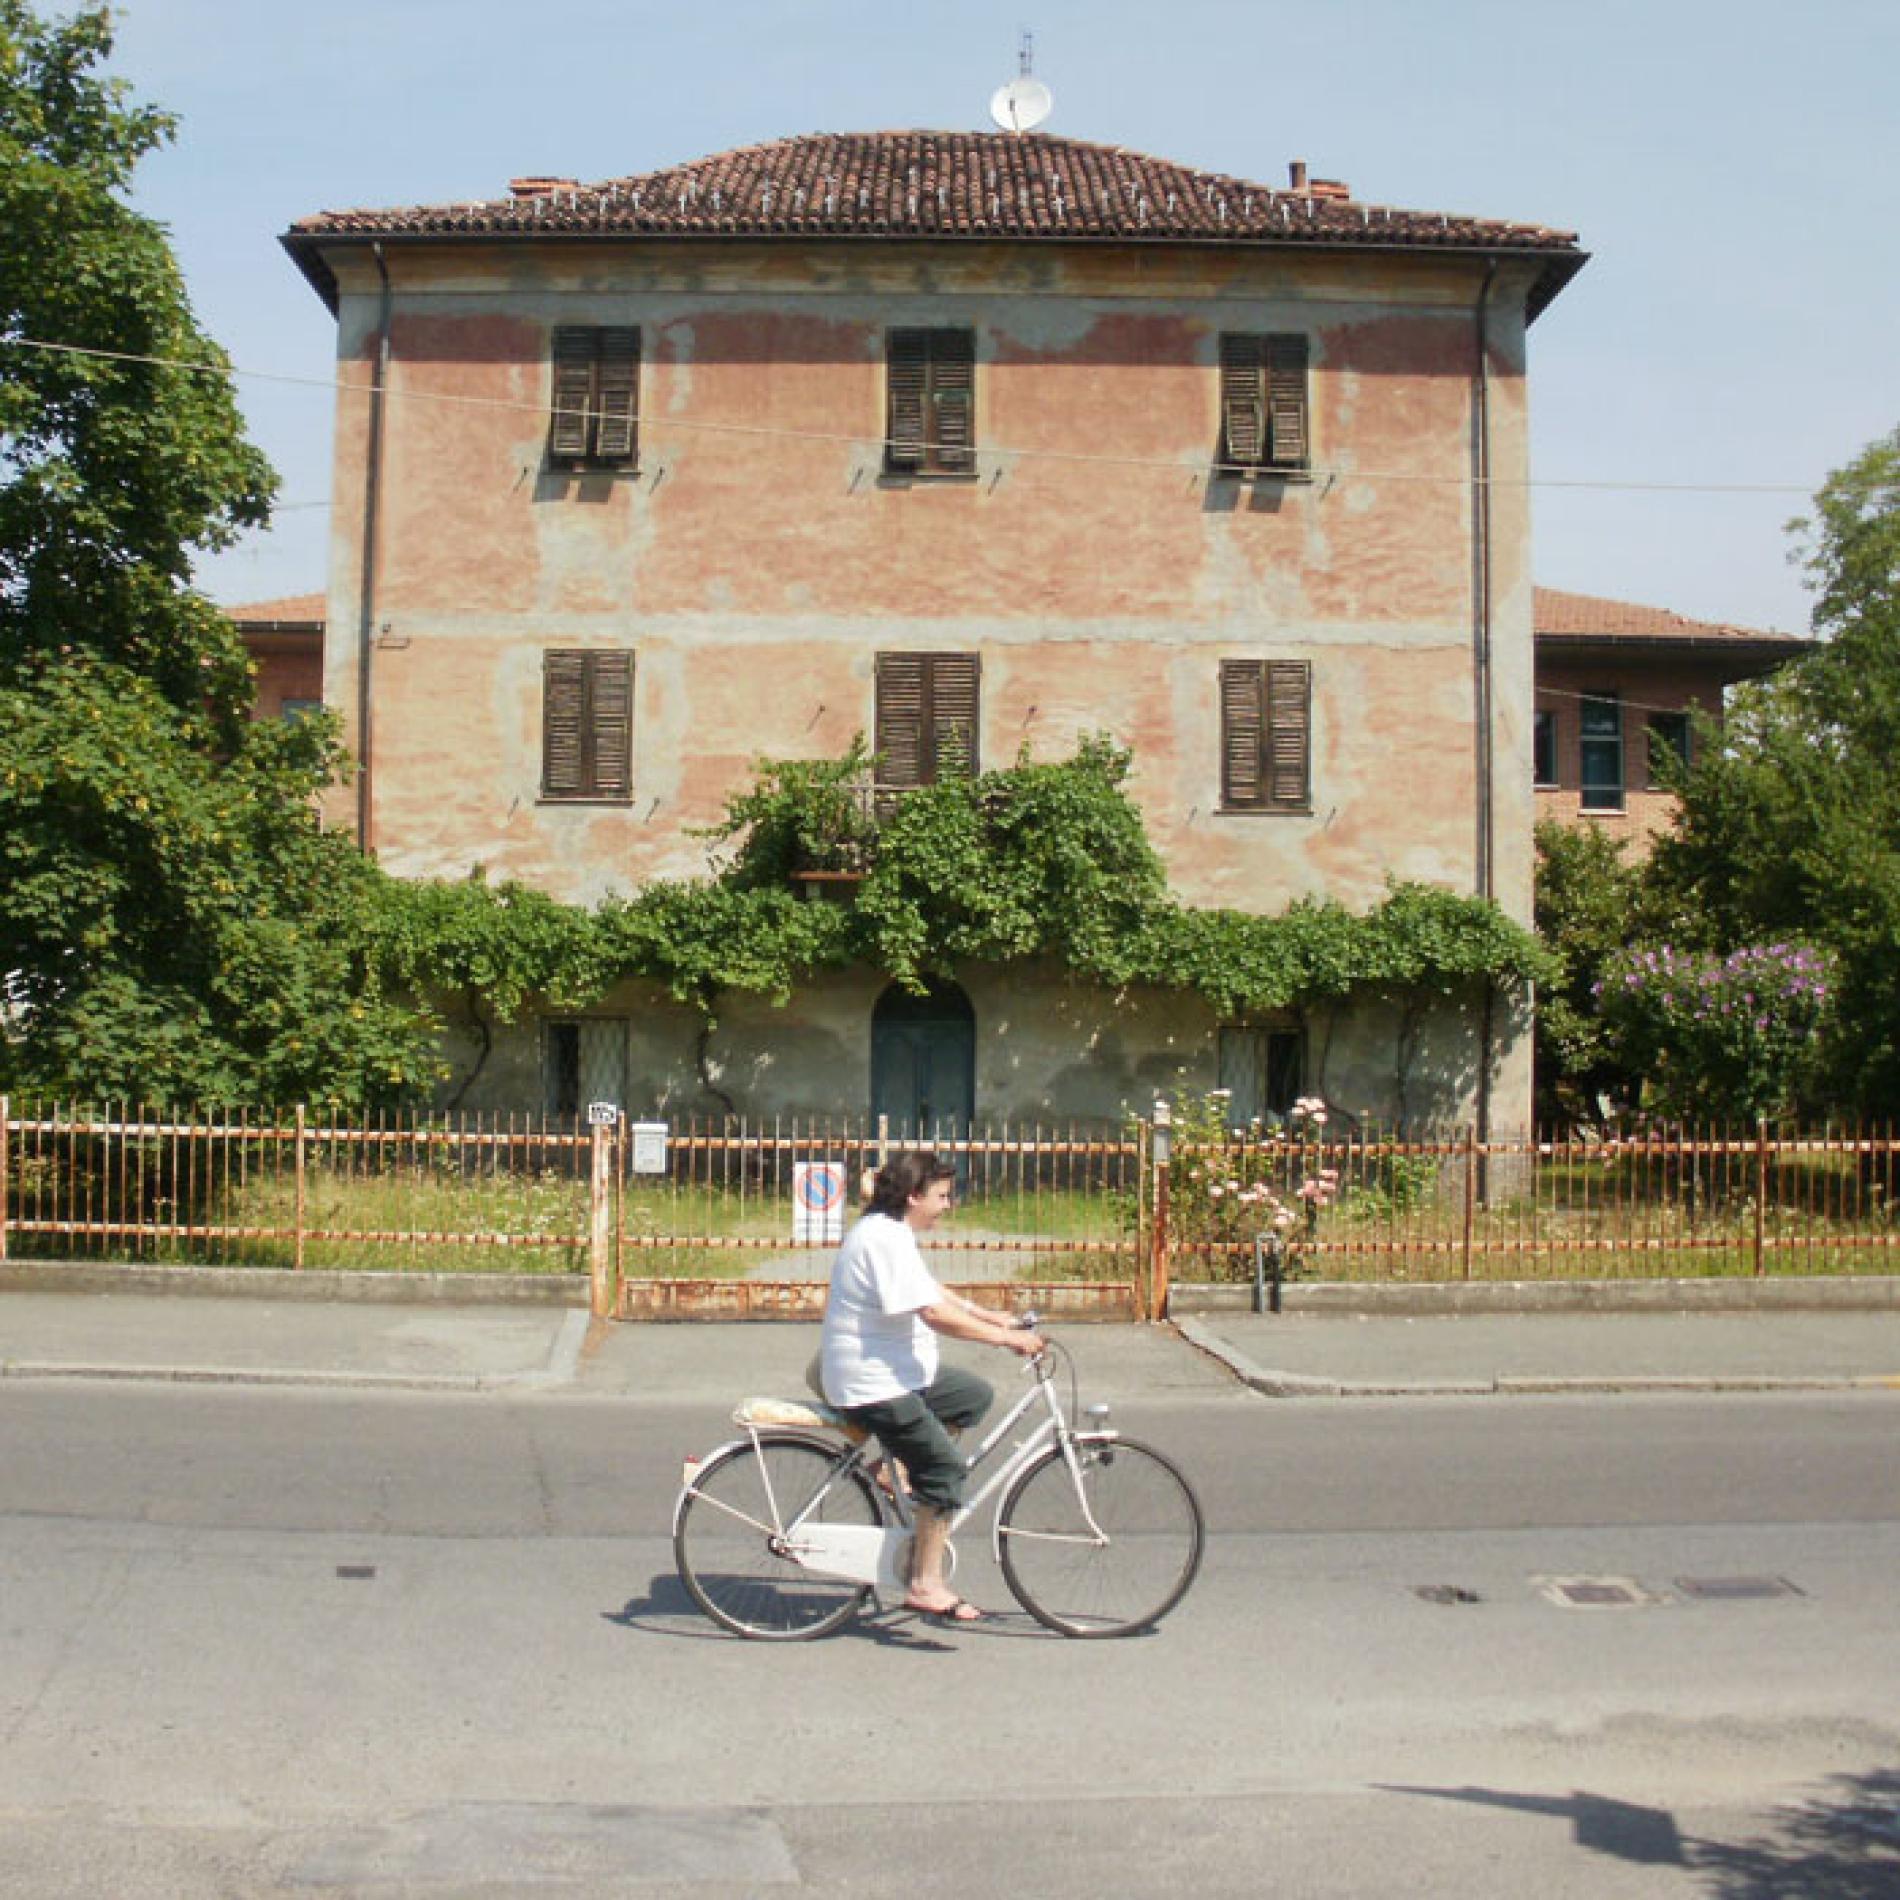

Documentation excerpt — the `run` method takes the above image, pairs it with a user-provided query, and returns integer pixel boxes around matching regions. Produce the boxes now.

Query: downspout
[1471,258,1500,1147]
[355,242,394,852]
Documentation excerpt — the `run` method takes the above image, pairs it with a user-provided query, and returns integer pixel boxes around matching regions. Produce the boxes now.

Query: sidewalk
[5,1269,1900,1399]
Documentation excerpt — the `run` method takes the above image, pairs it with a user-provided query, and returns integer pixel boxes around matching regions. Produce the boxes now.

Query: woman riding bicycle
[818,1150,1044,1623]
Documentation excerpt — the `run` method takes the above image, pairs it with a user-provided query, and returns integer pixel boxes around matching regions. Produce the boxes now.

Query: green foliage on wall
[386,736,1553,1057]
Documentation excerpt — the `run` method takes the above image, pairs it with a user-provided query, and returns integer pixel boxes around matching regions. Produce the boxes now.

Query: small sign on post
[586,1101,620,1127]
[629,1121,669,1175]
[793,1162,847,1245]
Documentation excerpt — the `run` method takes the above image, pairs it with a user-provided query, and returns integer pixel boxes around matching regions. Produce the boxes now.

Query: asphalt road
[4,1382,1899,1896]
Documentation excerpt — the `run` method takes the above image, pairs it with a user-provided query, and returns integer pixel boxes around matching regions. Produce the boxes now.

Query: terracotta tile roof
[225,592,326,626]
[286,131,1584,317]
[1534,587,1804,648]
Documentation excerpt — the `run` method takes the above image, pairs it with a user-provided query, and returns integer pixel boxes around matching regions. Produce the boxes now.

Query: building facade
[281,131,1586,1131]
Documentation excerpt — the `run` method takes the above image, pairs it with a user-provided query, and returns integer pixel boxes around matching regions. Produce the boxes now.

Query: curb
[0,1261,589,1307]
[1170,1316,1898,1400]
[1170,1275,1900,1316]
[0,1309,596,1397]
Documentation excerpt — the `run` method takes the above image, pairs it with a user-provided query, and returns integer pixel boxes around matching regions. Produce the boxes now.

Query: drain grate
[335,1564,378,1581]
[1414,1585,1482,1606]
[1676,1575,1803,1601]
[1536,1575,1657,1608]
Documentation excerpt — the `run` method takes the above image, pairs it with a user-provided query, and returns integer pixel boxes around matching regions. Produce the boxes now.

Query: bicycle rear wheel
[997,1437,1204,1638]
[675,1435,884,1641]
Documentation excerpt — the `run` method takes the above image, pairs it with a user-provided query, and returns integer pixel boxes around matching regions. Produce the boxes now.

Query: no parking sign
[792,1162,847,1244]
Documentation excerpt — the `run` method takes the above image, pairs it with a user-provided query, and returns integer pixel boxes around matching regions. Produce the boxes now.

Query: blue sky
[108,0,1898,634]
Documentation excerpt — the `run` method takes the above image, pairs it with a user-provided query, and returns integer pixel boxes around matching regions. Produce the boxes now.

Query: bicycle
[672,1317,1205,1640]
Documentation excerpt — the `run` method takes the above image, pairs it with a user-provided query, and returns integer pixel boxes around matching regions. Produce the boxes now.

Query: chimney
[1288,160,1308,191]
[509,176,579,199]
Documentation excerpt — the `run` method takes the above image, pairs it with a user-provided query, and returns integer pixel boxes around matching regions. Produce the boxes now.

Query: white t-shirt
[819,1211,946,1407]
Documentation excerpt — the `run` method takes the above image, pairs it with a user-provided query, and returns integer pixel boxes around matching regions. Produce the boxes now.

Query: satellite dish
[990,76,1053,134]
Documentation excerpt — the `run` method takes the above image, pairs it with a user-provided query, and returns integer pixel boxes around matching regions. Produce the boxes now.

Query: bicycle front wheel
[997,1437,1204,1638]
[675,1435,884,1641]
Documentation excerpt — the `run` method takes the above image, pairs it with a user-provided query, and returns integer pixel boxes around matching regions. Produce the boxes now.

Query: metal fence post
[1149,1100,1173,1322]
[294,1103,308,1271]
[589,1114,616,1317]
[0,1095,9,1263]
[1461,1123,1478,1282]
[1754,1117,1770,1277]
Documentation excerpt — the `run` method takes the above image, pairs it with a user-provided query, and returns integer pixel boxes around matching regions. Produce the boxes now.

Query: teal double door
[870,981,974,1143]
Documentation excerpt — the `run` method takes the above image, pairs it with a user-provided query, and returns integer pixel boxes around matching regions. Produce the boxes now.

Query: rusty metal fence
[1158,1123,1900,1295]
[6,1101,1898,1319]
[0,1102,1146,1318]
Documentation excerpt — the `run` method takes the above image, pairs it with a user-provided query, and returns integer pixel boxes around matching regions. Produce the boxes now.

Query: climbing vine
[381,737,1554,1068]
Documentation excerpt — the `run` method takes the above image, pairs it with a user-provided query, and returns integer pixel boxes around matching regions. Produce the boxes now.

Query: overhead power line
[3,333,1819,499]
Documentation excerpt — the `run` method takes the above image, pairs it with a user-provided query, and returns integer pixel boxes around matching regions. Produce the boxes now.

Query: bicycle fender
[670,1429,853,1537]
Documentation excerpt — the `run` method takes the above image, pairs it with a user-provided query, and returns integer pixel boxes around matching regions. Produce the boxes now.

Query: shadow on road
[1381,1770,1900,1892]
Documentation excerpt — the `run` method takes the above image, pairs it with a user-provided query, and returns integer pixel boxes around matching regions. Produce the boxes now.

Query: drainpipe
[1471,258,1500,1147]
[355,242,394,852]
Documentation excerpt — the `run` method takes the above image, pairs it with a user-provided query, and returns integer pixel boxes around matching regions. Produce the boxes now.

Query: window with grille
[1218,1025,1304,1128]
[1217,333,1310,474]
[549,326,640,468]
[1219,658,1312,812]
[885,328,976,476]
[1579,693,1624,811]
[542,650,633,800]
[875,652,980,794]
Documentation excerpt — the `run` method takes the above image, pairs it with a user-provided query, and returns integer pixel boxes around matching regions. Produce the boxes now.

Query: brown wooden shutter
[926,651,980,777]
[1266,334,1310,469]
[875,652,927,789]
[1220,659,1266,808]
[550,328,596,463]
[1265,659,1311,807]
[589,651,634,796]
[886,330,929,471]
[929,330,976,472]
[543,651,589,795]
[1219,334,1265,468]
[593,329,640,464]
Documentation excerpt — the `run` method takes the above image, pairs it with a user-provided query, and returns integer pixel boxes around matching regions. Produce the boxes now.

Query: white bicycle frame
[676,1355,1116,1592]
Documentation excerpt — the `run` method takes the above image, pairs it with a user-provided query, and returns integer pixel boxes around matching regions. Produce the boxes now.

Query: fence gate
[611,1116,1148,1320]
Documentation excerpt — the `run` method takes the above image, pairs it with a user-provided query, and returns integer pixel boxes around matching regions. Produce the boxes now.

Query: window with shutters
[874,652,981,795]
[541,650,634,801]
[1217,333,1310,475]
[885,328,977,476]
[548,326,640,468]
[1219,658,1312,812]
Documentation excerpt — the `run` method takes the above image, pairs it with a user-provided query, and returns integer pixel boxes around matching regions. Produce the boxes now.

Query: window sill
[1213,465,1314,485]
[881,467,982,484]
[1217,804,1313,817]
[538,794,635,807]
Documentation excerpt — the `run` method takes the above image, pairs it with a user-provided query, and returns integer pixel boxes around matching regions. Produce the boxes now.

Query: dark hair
[867,1150,956,1218]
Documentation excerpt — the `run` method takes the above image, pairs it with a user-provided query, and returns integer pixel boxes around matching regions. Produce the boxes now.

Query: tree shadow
[1380,1771,1900,1894]
[1687,1767,1900,1898]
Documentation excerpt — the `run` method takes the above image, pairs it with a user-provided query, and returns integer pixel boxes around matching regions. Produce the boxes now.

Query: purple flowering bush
[1595,943,1835,1121]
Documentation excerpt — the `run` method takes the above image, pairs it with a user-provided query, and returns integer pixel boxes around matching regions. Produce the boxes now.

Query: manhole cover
[1535,1575,1657,1608]
[1676,1575,1803,1601]
[1414,1585,1482,1606]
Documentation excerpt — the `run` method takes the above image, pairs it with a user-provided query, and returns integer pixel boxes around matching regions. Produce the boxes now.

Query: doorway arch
[870,980,976,1142]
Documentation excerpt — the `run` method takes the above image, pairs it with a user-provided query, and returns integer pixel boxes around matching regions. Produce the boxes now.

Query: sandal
[906,1595,986,1624]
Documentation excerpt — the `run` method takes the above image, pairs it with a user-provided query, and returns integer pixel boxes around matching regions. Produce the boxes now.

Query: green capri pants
[840,1364,995,1513]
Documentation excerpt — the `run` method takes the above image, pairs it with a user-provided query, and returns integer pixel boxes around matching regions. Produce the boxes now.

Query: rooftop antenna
[990,30,1052,134]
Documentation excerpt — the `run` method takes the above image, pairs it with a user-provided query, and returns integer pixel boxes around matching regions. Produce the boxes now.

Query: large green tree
[1643,425,1900,1111]
[1,3,435,1103]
